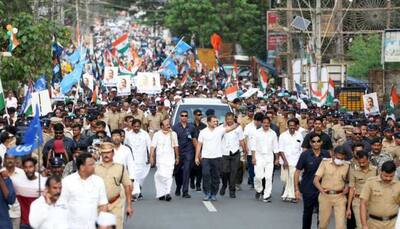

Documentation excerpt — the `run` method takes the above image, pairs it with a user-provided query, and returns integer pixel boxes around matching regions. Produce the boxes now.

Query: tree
[0,12,70,89]
[347,35,382,78]
[164,0,265,58]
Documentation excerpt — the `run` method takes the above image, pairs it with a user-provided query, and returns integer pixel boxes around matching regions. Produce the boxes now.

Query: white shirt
[244,122,258,156]
[0,144,7,160]
[151,130,178,166]
[251,128,279,160]
[6,97,18,109]
[60,173,108,229]
[29,196,68,229]
[0,167,25,218]
[124,129,151,164]
[278,130,304,166]
[222,126,244,156]
[198,126,225,159]
[113,144,135,179]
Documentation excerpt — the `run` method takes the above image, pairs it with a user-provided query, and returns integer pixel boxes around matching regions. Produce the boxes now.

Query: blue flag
[52,42,63,59]
[174,39,191,55]
[161,57,178,80]
[34,75,47,91]
[295,82,306,95]
[8,105,43,156]
[60,62,84,94]
[67,46,81,65]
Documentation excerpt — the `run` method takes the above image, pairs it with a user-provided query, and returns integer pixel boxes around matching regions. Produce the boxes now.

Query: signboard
[136,72,162,94]
[383,30,400,63]
[267,33,287,51]
[198,48,217,69]
[267,11,279,30]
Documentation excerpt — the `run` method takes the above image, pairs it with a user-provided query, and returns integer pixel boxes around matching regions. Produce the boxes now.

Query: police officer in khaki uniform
[313,146,350,229]
[386,131,400,161]
[360,160,400,229]
[129,99,148,130]
[346,151,377,229]
[95,142,134,229]
[299,109,308,129]
[331,114,347,148]
[147,104,163,138]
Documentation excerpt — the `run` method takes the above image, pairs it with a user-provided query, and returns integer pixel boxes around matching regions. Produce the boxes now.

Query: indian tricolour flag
[390,85,399,112]
[325,78,335,106]
[0,78,5,111]
[258,67,268,92]
[225,85,238,102]
[112,33,129,54]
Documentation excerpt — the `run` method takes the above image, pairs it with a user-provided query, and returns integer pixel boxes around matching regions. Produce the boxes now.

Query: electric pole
[316,0,322,84]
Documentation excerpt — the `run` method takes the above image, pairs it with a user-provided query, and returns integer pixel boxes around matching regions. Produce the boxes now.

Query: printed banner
[136,72,162,94]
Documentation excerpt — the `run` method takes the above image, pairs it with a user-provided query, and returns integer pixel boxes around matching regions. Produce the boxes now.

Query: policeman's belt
[109,194,121,204]
[326,190,343,195]
[369,214,397,221]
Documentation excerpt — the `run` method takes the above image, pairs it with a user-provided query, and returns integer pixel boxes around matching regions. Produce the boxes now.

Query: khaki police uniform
[131,109,148,130]
[386,145,400,160]
[348,164,378,229]
[382,138,396,153]
[147,112,163,138]
[95,142,132,229]
[275,115,287,134]
[299,118,308,129]
[240,116,253,129]
[315,159,350,229]
[360,176,400,229]
[107,111,123,131]
[332,124,346,148]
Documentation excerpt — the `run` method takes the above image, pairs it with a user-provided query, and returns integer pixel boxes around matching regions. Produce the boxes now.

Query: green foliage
[347,35,382,78]
[0,13,71,90]
[164,0,265,58]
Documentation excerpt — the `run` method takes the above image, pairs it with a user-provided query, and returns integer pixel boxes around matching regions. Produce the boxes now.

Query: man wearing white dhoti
[124,119,152,200]
[150,119,179,201]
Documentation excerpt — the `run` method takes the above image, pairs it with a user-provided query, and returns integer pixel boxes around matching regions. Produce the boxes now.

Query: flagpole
[159,36,185,68]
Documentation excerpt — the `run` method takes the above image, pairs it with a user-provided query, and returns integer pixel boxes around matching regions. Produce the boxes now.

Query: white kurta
[29,196,68,229]
[244,122,258,156]
[151,130,178,198]
[113,144,136,179]
[251,128,279,198]
[124,129,151,183]
[59,173,108,229]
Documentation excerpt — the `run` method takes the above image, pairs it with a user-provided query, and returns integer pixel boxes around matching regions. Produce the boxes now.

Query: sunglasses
[195,113,202,116]
[353,133,362,136]
[311,140,322,143]
[180,115,188,117]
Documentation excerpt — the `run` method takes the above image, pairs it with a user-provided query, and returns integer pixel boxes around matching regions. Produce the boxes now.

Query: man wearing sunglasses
[343,127,371,161]
[301,117,333,153]
[172,110,197,198]
[294,132,331,229]
[190,109,206,191]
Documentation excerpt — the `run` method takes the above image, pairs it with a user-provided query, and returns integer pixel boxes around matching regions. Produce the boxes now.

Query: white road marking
[202,201,217,212]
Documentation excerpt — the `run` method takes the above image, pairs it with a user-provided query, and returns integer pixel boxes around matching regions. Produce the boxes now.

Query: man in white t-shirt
[150,119,179,201]
[195,114,239,201]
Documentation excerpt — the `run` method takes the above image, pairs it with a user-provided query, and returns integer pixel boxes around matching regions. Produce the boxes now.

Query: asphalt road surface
[126,168,332,229]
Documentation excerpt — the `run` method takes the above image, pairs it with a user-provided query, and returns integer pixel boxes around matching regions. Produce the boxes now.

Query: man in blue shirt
[172,110,198,198]
[0,156,16,229]
[294,132,331,229]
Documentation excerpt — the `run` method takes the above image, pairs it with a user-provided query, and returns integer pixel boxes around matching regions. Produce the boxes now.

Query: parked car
[171,98,232,126]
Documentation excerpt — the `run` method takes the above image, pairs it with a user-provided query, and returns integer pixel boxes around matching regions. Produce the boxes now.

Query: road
[125,168,330,229]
